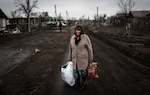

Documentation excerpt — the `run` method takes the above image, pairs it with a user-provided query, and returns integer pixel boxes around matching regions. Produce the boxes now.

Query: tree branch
[118,0,136,13]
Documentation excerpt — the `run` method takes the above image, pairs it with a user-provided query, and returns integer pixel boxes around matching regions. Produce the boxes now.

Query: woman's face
[75,30,81,36]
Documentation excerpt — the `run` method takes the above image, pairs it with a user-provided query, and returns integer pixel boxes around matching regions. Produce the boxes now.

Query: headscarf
[74,26,84,45]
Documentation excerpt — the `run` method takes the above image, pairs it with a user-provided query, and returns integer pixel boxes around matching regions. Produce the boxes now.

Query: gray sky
[0,0,150,19]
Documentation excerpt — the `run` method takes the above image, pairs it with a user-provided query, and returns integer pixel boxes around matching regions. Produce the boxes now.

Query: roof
[0,8,8,18]
[131,10,150,18]
[116,13,126,17]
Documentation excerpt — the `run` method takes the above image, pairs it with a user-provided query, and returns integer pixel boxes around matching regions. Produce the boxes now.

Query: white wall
[0,18,7,31]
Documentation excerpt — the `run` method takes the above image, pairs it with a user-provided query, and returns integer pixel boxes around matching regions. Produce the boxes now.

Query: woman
[68,26,93,89]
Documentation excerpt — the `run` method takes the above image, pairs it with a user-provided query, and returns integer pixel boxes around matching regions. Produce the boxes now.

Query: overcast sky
[0,0,150,19]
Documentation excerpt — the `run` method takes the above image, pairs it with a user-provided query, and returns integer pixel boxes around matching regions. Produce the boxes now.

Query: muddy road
[0,26,150,95]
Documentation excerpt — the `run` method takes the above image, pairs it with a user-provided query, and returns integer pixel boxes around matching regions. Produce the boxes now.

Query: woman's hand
[88,59,93,63]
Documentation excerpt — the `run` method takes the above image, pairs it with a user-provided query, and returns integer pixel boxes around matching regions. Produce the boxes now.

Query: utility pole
[66,11,67,20]
[54,5,57,24]
[97,6,99,17]
[88,16,90,24]
[66,11,70,20]
[96,6,99,26]
[27,0,31,32]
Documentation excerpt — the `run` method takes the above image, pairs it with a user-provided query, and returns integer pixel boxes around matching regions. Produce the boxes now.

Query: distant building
[31,12,51,25]
[0,8,8,32]
[31,12,49,17]
[131,10,150,32]
[6,16,43,33]
[130,10,150,23]
[9,17,40,25]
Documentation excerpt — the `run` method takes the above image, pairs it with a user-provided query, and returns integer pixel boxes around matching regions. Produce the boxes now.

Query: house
[130,10,150,32]
[0,8,8,32]
[9,17,42,32]
[131,11,150,18]
[131,10,150,24]
[109,13,128,26]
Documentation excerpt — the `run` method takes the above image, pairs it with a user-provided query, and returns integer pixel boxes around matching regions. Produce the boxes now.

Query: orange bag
[87,62,99,80]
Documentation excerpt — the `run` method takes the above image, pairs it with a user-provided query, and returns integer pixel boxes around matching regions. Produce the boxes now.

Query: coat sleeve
[86,35,93,61]
[68,40,72,61]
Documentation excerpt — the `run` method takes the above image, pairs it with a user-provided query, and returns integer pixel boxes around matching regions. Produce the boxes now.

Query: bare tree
[118,0,136,14]
[15,0,38,32]
[128,0,136,12]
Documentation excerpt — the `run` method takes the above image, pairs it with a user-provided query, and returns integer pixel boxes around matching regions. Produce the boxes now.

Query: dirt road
[0,26,150,95]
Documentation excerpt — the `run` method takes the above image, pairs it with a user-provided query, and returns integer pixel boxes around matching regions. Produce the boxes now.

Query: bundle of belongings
[87,62,99,80]
[61,61,75,86]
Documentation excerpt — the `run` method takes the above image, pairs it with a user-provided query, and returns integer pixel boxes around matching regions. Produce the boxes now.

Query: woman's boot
[74,77,80,88]
[79,76,86,90]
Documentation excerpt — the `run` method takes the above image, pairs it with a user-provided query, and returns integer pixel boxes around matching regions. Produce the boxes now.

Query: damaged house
[0,8,8,33]
[131,10,150,33]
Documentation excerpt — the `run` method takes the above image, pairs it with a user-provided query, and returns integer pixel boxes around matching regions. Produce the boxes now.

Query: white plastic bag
[61,61,75,86]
